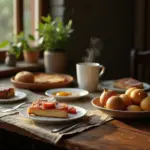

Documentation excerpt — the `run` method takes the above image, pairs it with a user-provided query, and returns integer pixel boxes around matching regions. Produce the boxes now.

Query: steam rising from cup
[83,37,103,62]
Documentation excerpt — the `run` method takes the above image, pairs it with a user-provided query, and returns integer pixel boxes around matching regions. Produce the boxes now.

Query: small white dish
[100,80,150,92]
[0,91,27,103]
[45,88,89,100]
[19,105,87,123]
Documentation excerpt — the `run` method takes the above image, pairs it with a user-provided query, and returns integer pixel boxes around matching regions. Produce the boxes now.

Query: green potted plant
[0,40,22,66]
[38,15,73,73]
[17,32,43,63]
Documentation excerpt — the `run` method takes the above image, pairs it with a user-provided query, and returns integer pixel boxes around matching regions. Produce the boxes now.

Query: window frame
[0,0,49,61]
[0,0,23,61]
[14,0,24,34]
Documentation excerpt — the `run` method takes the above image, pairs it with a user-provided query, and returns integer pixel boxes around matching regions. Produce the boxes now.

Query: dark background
[64,0,133,80]
[49,0,149,80]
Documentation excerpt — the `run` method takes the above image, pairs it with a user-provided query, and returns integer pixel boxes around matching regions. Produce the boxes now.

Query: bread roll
[15,71,34,83]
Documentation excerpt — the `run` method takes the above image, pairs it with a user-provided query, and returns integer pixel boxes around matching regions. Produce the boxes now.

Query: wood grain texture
[1,118,150,150]
[0,78,150,150]
[62,121,150,150]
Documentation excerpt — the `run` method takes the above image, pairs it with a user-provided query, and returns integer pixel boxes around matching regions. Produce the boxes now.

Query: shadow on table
[0,129,66,150]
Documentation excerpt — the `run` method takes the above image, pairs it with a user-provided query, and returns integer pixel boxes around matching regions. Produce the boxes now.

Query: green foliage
[0,39,22,58]
[38,15,73,51]
[0,31,43,58]
[17,32,43,52]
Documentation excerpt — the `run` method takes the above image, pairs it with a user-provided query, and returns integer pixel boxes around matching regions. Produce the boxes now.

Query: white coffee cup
[76,62,105,92]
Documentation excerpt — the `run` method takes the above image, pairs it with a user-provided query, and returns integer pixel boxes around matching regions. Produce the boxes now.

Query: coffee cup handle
[99,65,105,78]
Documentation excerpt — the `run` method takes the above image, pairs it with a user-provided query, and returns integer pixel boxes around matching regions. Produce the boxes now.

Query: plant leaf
[38,37,44,45]
[28,34,35,41]
[38,15,73,51]
[68,20,72,27]
[0,41,9,48]
[41,15,51,23]
[17,42,22,48]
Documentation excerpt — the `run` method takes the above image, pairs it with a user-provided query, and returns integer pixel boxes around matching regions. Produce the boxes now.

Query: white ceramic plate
[0,91,27,103]
[91,97,150,119]
[45,88,89,100]
[19,105,87,123]
[100,80,150,92]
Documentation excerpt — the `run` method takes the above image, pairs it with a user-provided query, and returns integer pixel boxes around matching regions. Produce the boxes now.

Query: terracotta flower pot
[23,51,39,63]
[44,51,67,73]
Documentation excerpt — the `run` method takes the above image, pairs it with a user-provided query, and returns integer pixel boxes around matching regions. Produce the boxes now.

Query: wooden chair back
[130,49,150,83]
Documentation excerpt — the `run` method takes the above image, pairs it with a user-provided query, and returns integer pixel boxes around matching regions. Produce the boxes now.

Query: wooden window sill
[0,59,44,77]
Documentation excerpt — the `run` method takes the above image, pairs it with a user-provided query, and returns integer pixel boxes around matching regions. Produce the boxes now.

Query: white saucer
[100,80,150,92]
[0,91,27,103]
[19,105,87,123]
[45,88,89,100]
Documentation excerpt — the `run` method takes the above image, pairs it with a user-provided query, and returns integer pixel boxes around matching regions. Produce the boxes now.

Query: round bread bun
[15,71,34,83]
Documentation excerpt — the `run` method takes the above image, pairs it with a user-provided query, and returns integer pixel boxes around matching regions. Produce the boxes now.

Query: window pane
[24,0,31,35]
[0,0,13,42]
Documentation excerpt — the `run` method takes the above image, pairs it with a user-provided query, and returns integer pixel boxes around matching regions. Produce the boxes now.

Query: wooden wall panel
[146,0,150,49]
[133,0,147,50]
[64,0,133,79]
[14,0,24,34]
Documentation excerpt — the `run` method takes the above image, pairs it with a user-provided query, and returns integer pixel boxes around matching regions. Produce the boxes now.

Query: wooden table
[0,78,150,150]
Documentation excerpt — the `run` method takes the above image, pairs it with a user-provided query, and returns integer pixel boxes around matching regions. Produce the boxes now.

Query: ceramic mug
[76,62,105,92]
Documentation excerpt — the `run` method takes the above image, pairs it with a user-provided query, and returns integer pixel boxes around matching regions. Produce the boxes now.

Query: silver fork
[51,122,80,133]
[1,102,26,113]
[58,115,102,134]
[52,115,103,134]
[59,115,110,134]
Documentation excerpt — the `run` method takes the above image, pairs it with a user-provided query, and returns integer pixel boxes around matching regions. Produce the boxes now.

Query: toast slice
[113,78,144,89]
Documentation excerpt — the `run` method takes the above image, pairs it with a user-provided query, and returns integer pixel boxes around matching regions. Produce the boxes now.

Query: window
[23,0,31,35]
[0,0,49,61]
[0,0,13,43]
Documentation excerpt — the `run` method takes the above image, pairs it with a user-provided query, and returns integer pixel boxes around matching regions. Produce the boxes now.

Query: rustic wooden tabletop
[0,78,150,150]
